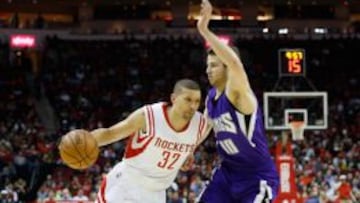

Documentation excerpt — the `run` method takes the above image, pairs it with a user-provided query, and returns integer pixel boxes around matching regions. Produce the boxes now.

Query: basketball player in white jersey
[81,79,209,203]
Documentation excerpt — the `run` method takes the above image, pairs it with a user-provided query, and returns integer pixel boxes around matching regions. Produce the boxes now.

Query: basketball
[58,129,99,170]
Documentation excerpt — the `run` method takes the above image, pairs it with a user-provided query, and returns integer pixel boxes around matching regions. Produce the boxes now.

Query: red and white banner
[275,155,299,203]
[275,141,300,203]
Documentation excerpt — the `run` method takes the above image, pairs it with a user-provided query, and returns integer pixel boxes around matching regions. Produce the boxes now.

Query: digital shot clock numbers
[278,49,306,77]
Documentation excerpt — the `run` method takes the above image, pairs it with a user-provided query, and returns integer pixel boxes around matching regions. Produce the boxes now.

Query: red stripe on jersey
[124,133,154,158]
[124,106,155,159]
[97,177,107,203]
[136,106,154,142]
[196,117,205,144]
[200,117,206,136]
[148,106,155,136]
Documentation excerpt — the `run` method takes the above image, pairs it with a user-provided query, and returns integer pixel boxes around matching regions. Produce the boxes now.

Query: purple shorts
[198,167,279,203]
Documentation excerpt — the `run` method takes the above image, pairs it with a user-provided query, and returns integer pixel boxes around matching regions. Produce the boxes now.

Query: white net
[289,121,305,141]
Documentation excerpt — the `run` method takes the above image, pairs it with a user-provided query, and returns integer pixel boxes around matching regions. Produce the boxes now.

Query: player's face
[206,54,227,87]
[172,88,201,120]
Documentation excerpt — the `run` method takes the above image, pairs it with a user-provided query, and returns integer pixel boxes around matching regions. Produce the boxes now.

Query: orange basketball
[58,129,99,170]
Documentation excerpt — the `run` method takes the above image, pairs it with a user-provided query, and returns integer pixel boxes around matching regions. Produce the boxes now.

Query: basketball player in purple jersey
[197,1,279,202]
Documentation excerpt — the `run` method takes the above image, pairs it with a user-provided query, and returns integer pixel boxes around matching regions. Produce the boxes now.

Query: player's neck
[214,83,225,99]
[214,80,225,90]
[167,106,189,132]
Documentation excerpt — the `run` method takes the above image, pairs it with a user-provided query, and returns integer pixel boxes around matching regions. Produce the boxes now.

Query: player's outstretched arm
[197,0,256,114]
[91,107,146,147]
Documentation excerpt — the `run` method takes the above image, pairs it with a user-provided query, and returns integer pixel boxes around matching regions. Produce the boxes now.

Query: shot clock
[278,49,306,77]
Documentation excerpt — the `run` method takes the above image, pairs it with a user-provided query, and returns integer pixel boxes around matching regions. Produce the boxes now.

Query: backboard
[263,92,328,130]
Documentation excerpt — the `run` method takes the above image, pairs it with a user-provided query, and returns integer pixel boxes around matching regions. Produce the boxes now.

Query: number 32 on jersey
[157,150,181,170]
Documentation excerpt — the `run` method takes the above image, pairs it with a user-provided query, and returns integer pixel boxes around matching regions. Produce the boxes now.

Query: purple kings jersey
[207,88,278,177]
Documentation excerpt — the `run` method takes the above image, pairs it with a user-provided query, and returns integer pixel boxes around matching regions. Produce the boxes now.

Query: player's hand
[197,0,212,34]
[180,154,195,171]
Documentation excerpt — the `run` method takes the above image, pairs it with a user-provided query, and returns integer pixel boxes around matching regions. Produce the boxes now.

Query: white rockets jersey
[122,102,207,191]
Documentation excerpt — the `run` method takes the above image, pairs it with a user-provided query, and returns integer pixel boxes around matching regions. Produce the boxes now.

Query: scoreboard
[278,49,306,77]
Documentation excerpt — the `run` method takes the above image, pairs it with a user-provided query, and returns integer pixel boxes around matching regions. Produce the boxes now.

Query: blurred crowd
[0,35,358,203]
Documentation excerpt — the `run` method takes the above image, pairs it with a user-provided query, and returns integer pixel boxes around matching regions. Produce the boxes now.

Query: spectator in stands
[337,174,356,203]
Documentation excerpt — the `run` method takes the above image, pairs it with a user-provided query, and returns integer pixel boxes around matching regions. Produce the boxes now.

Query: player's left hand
[180,154,195,171]
[197,0,213,33]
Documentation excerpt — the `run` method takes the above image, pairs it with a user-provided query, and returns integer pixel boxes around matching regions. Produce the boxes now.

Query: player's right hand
[197,0,213,33]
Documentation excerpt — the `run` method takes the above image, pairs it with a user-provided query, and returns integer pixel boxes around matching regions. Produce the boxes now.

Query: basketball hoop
[289,121,305,141]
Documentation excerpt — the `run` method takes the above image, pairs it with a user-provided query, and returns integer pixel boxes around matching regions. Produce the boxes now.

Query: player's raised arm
[91,107,146,146]
[197,0,256,114]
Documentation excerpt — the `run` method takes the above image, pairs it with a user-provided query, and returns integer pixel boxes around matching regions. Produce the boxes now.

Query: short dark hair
[173,79,200,94]
[207,46,240,57]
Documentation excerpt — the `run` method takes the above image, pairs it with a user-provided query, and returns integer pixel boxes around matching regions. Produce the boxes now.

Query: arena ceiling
[0,0,354,6]
[0,0,359,15]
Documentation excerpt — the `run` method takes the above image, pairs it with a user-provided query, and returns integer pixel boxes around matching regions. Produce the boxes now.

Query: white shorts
[96,162,166,203]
